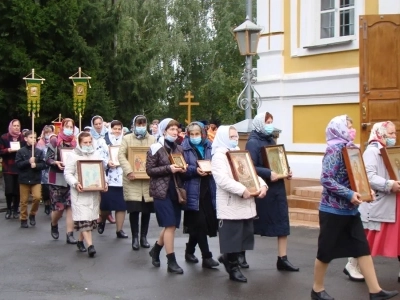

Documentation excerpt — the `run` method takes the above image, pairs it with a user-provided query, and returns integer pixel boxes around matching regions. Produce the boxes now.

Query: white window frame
[291,0,363,57]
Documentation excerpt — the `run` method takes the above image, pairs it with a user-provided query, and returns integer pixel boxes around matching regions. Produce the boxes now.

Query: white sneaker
[343,257,365,282]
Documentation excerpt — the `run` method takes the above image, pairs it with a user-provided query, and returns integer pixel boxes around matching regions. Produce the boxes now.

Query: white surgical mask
[165,134,177,142]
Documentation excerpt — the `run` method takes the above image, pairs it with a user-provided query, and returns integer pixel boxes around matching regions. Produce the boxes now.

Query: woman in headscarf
[37,125,56,215]
[64,132,108,257]
[90,115,114,224]
[46,118,78,244]
[97,120,128,238]
[212,125,268,283]
[181,122,219,269]
[344,121,400,283]
[0,119,25,219]
[311,115,397,300]
[119,115,155,250]
[146,118,186,275]
[245,112,298,271]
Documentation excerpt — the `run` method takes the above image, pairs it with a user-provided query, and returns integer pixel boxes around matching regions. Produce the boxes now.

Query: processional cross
[179,91,199,125]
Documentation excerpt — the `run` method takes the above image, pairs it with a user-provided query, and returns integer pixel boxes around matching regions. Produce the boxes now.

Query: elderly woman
[245,112,297,271]
[344,121,400,284]
[181,122,219,268]
[0,119,26,219]
[212,125,268,283]
[146,118,186,275]
[119,115,155,250]
[311,115,397,300]
[64,132,108,257]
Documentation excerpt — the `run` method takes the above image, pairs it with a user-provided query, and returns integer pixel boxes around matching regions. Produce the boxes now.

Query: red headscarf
[8,119,21,139]
[57,118,77,147]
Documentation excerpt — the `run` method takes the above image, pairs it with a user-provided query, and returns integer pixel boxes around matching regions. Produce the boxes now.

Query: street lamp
[233,16,262,120]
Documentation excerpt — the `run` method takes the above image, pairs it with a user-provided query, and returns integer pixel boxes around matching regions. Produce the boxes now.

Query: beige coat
[118,133,155,202]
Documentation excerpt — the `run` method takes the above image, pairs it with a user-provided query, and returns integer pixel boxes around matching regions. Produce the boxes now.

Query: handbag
[173,174,187,205]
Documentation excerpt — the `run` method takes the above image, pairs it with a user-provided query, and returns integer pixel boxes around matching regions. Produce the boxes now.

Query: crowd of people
[1,113,400,299]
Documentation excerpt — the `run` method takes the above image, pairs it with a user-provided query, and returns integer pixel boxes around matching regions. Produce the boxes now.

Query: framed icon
[77,160,106,191]
[127,147,150,179]
[342,147,374,202]
[10,142,21,151]
[261,144,290,179]
[169,153,187,170]
[59,148,74,166]
[380,146,400,181]
[109,145,120,166]
[226,150,261,197]
[197,160,212,173]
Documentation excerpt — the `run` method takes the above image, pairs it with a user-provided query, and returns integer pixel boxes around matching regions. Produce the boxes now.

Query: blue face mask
[135,126,146,136]
[229,140,238,149]
[386,138,396,147]
[63,128,73,136]
[190,137,202,145]
[81,145,94,153]
[264,124,274,135]
[165,134,177,142]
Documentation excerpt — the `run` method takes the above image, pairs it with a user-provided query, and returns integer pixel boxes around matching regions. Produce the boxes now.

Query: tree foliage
[0,0,256,130]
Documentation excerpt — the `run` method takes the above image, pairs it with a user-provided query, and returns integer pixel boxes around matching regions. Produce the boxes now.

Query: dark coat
[15,145,47,184]
[0,133,26,174]
[146,140,184,199]
[181,137,216,211]
[245,130,290,237]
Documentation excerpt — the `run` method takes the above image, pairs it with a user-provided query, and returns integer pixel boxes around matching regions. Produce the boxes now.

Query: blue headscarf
[90,115,107,140]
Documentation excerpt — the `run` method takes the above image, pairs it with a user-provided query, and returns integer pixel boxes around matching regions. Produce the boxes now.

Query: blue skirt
[154,187,181,228]
[100,186,127,211]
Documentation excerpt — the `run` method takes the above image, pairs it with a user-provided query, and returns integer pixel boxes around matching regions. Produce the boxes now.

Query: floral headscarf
[90,115,107,140]
[186,121,207,144]
[252,112,267,134]
[8,119,21,139]
[131,115,148,139]
[57,118,77,147]
[368,121,394,145]
[325,115,354,147]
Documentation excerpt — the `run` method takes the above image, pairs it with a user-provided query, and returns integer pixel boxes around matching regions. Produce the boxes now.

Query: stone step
[290,219,319,229]
[292,186,322,199]
[289,207,319,225]
[288,195,320,210]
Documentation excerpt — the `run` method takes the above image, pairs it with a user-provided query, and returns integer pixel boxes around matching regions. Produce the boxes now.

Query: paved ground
[0,207,400,300]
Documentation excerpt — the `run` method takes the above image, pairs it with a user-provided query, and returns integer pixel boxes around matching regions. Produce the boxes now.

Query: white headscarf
[252,112,266,134]
[211,125,238,155]
[75,132,95,156]
[150,118,173,155]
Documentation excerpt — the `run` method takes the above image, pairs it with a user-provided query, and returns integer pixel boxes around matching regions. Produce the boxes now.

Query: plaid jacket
[0,133,26,174]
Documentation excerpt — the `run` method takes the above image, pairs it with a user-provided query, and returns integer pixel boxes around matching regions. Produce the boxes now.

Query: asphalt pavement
[0,205,400,300]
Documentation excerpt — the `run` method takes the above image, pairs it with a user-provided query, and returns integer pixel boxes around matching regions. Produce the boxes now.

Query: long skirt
[317,211,370,263]
[218,219,254,253]
[364,194,400,257]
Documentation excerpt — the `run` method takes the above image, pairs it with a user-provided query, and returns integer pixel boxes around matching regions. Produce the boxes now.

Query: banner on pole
[72,78,88,115]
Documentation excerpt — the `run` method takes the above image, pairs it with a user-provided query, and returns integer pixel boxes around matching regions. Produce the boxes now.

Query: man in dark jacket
[15,130,47,228]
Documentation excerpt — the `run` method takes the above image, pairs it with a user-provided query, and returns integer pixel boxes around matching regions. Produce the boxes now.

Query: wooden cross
[179,91,199,124]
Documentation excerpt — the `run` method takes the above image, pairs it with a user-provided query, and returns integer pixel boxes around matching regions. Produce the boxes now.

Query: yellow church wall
[283,0,379,74]
[293,103,360,144]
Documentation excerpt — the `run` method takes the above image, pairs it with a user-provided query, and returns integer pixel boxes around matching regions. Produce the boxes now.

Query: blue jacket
[181,137,216,211]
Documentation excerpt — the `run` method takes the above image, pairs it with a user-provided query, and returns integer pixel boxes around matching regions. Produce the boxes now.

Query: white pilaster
[379,0,400,14]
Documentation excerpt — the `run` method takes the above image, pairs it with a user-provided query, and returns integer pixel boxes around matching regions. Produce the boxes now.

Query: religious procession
[2,1,400,300]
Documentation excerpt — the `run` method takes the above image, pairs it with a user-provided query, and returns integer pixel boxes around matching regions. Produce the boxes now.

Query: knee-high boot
[129,212,139,250]
[140,213,150,248]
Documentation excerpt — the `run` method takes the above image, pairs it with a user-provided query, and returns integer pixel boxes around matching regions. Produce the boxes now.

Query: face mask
[348,128,356,141]
[190,137,202,145]
[165,134,177,142]
[135,126,147,136]
[229,140,238,149]
[44,135,50,140]
[264,124,274,135]
[386,138,396,147]
[81,145,94,153]
[63,128,73,136]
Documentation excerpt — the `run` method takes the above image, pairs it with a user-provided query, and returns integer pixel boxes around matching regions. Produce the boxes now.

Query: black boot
[97,222,106,234]
[149,242,163,267]
[51,223,59,240]
[167,252,184,274]
[219,253,247,282]
[116,230,128,239]
[5,209,11,219]
[77,241,87,252]
[277,255,299,272]
[44,205,51,215]
[238,251,249,268]
[132,236,140,250]
[185,243,199,263]
[66,232,77,244]
[88,245,96,258]
[130,212,139,250]
[20,220,28,228]
[140,212,150,248]
[202,252,219,269]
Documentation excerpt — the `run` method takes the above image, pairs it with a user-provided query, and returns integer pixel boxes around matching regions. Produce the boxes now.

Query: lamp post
[233,5,262,120]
